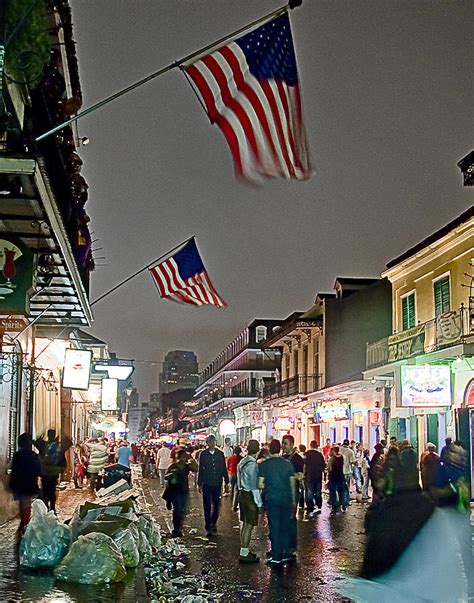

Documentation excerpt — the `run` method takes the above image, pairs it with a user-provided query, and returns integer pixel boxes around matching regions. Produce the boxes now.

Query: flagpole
[90,235,194,307]
[35,2,300,142]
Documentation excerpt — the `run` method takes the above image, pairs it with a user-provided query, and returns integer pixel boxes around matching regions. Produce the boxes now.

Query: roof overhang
[0,157,92,326]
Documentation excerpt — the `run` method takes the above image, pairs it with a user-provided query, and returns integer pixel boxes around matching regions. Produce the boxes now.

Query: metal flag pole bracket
[35,2,303,142]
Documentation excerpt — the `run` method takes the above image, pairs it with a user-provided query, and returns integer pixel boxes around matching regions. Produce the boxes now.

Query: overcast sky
[70,1,472,398]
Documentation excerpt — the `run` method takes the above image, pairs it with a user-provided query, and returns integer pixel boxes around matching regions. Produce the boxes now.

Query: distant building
[128,401,150,441]
[159,351,199,394]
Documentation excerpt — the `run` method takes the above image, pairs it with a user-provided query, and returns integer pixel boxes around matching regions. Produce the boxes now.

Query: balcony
[367,307,472,369]
[263,374,322,401]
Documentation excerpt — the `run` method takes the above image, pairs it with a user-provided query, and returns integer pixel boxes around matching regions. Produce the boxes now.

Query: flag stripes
[150,257,226,308]
[185,35,311,184]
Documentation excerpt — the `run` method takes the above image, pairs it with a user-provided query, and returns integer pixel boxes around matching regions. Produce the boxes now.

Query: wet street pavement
[143,477,367,602]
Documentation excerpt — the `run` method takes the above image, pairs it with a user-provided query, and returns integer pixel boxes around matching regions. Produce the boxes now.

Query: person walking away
[439,436,452,464]
[73,441,87,488]
[369,443,385,503]
[352,442,363,494]
[340,439,356,501]
[361,449,370,500]
[382,446,400,497]
[88,438,108,491]
[9,433,42,535]
[36,429,65,513]
[237,440,262,563]
[322,438,332,460]
[223,437,233,460]
[297,444,307,509]
[226,445,243,511]
[304,440,325,517]
[163,449,198,537]
[259,439,296,566]
[282,434,304,556]
[420,443,440,491]
[157,444,171,487]
[327,446,348,514]
[198,435,229,536]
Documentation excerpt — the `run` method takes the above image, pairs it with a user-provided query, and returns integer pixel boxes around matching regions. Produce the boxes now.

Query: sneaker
[239,553,259,564]
[282,552,297,562]
[266,558,282,566]
[315,509,322,514]
[342,506,347,512]
[330,509,338,516]
[308,511,315,518]
[205,530,213,537]
[211,526,218,535]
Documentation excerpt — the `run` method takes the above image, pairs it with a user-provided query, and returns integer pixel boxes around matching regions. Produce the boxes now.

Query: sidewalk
[0,483,148,603]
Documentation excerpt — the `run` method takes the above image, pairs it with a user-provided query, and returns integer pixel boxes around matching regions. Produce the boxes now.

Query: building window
[313,339,320,375]
[293,349,299,375]
[401,292,416,330]
[256,325,267,343]
[302,345,308,376]
[434,275,450,316]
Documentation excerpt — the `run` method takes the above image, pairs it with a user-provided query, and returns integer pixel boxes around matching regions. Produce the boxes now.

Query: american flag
[184,12,312,184]
[149,239,226,307]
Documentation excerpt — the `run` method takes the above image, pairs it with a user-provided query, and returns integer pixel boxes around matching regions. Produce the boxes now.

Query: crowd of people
[155,432,471,574]
[8,428,471,592]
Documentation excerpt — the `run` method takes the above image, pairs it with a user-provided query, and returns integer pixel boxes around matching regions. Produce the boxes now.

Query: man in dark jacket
[9,433,42,534]
[304,440,326,516]
[198,435,229,536]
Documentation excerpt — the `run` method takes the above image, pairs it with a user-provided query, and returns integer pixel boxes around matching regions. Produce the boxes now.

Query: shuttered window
[402,293,416,330]
[434,276,450,316]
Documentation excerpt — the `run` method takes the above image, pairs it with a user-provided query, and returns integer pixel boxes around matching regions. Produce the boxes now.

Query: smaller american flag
[149,239,226,308]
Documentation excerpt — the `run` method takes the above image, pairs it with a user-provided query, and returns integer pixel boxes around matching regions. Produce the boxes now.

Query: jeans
[352,466,362,492]
[230,474,239,509]
[362,472,369,498]
[172,492,188,533]
[305,477,323,512]
[202,484,222,531]
[266,501,293,562]
[159,468,167,487]
[329,477,348,510]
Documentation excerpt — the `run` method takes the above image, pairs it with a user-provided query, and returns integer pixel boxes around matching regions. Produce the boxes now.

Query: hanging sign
[62,348,92,390]
[0,237,34,314]
[400,365,451,407]
[274,416,293,431]
[101,378,119,410]
[315,398,350,422]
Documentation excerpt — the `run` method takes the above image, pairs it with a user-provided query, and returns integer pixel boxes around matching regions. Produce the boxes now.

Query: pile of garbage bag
[113,527,140,568]
[19,499,72,568]
[54,533,126,584]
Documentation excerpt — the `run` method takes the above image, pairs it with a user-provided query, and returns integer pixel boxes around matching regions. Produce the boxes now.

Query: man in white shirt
[340,439,356,500]
[156,444,171,487]
[237,440,262,563]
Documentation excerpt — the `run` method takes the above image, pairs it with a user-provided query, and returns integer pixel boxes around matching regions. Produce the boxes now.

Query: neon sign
[315,398,350,422]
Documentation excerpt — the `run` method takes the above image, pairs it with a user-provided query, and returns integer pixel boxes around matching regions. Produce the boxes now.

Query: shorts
[239,490,259,526]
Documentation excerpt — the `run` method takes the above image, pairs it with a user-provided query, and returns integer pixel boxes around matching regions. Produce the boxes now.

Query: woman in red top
[226,446,243,511]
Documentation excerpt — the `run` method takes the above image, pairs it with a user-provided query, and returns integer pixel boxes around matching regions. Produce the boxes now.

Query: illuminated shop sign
[400,365,451,407]
[315,398,350,422]
[273,416,293,431]
[101,378,119,411]
[62,349,92,390]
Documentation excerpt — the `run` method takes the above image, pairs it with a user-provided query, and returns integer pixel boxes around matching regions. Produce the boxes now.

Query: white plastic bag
[19,499,71,568]
[137,513,161,547]
[113,528,139,568]
[54,532,126,584]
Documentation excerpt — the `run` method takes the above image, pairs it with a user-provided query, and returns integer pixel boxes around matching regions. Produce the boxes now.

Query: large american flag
[184,12,312,184]
[149,239,226,307]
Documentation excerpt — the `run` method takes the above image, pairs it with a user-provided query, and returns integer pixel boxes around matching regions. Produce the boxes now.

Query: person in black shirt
[328,446,348,514]
[164,449,198,537]
[198,435,229,536]
[282,434,304,556]
[304,440,326,516]
[9,433,41,534]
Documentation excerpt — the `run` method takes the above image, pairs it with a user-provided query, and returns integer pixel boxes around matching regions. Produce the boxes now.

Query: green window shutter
[434,276,450,316]
[402,294,416,330]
